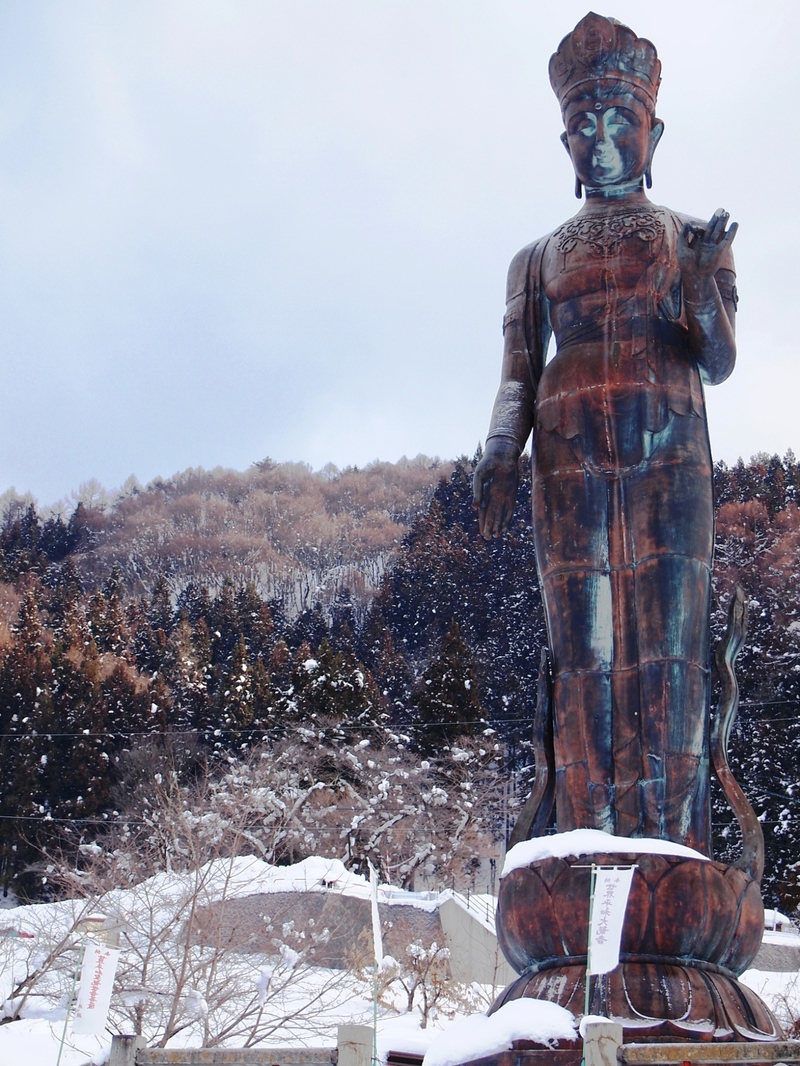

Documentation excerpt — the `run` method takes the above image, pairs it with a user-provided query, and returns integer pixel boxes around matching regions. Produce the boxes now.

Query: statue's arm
[678,209,738,385]
[473,243,547,539]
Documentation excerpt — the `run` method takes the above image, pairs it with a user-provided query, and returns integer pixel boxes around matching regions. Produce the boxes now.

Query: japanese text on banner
[588,866,635,976]
[72,943,120,1035]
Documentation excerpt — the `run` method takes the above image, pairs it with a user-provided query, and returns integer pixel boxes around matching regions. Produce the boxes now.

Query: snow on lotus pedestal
[487,832,781,1047]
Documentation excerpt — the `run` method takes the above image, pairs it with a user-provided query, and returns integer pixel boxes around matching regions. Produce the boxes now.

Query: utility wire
[2,810,800,828]
[1,701,800,741]
[0,719,521,740]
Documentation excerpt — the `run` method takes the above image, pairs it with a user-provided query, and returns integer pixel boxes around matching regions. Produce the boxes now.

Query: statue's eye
[606,110,631,129]
[611,107,639,127]
[569,115,595,136]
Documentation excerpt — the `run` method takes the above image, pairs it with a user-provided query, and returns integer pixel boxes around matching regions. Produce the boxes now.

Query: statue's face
[561,89,662,189]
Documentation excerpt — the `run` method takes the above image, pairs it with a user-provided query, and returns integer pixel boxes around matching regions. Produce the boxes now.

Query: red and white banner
[72,942,120,1035]
[588,866,635,976]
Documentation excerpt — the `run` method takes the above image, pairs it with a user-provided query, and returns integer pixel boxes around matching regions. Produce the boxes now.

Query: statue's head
[550,13,664,194]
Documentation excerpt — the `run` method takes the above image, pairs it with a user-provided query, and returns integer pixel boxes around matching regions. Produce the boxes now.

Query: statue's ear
[560,130,571,157]
[649,119,664,161]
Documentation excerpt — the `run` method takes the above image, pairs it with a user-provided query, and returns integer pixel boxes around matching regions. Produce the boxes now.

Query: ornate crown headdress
[549,12,661,113]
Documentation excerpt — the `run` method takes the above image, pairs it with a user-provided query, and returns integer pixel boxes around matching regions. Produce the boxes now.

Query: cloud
[0,0,796,502]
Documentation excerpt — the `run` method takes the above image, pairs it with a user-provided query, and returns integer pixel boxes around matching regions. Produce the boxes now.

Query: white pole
[584,863,597,1020]
[368,860,383,1066]
[55,943,85,1066]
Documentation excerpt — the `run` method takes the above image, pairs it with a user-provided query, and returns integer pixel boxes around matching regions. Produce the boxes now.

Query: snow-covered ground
[0,856,493,1066]
[1,853,798,1066]
[740,910,800,1024]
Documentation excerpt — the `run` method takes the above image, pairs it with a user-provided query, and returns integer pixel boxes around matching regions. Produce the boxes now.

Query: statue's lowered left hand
[473,439,519,540]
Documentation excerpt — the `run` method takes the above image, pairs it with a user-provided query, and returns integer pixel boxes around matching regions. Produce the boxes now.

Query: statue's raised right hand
[678,208,738,283]
[473,439,520,540]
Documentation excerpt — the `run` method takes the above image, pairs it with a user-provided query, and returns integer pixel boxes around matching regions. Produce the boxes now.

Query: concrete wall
[438,896,516,988]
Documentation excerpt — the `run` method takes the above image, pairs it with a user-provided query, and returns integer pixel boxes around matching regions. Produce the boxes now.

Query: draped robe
[491,201,737,853]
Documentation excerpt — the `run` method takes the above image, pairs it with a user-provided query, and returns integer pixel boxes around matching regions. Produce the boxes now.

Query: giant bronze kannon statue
[471,12,782,1051]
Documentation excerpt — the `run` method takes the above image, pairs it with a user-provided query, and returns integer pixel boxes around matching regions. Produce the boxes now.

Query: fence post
[338,1023,374,1066]
[108,1034,147,1066]
[583,1020,623,1066]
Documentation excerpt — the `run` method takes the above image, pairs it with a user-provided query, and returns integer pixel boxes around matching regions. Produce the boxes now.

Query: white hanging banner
[72,943,120,1035]
[588,866,635,976]
[367,859,383,966]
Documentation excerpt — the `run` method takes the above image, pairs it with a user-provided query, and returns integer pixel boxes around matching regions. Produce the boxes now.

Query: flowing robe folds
[490,202,737,854]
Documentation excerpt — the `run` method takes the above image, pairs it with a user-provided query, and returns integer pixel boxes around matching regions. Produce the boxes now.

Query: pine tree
[175,582,213,627]
[0,503,43,580]
[214,635,255,750]
[412,619,486,754]
[235,582,274,658]
[209,580,239,665]
[148,574,173,635]
[45,557,84,630]
[166,617,212,732]
[0,588,55,895]
[372,456,545,757]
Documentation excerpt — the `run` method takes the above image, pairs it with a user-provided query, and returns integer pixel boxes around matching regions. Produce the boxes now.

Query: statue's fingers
[724,220,739,245]
[704,211,722,242]
[475,503,486,537]
[714,212,731,243]
[490,501,507,539]
[479,510,491,540]
[478,496,494,539]
[499,499,514,534]
[472,473,484,509]
[709,209,730,243]
[491,493,513,538]
[482,496,500,539]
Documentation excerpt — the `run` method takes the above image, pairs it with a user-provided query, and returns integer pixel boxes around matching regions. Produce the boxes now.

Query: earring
[574,175,582,199]
[645,166,653,189]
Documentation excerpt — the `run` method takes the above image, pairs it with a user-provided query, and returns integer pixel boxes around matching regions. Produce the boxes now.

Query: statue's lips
[591,162,623,181]
[590,147,624,180]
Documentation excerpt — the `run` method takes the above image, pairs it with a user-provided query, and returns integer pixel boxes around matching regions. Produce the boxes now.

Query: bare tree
[11,779,368,1048]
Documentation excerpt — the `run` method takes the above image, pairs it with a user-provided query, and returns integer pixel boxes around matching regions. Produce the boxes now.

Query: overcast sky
[0,0,797,506]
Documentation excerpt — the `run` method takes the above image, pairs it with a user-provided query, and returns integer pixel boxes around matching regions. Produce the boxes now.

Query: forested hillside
[0,456,452,620]
[0,451,799,908]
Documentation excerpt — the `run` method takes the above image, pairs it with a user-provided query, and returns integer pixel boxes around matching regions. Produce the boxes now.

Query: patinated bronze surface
[494,852,776,1042]
[469,11,779,1051]
[484,591,780,1044]
[474,12,737,851]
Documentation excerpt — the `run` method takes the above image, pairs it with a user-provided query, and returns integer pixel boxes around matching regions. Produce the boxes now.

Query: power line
[0,718,526,740]
[1,808,800,828]
[0,811,495,828]
[1,699,800,742]
[740,698,800,708]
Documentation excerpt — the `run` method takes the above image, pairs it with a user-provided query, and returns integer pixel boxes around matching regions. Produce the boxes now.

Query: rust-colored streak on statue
[468,13,778,1049]
[474,12,737,854]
